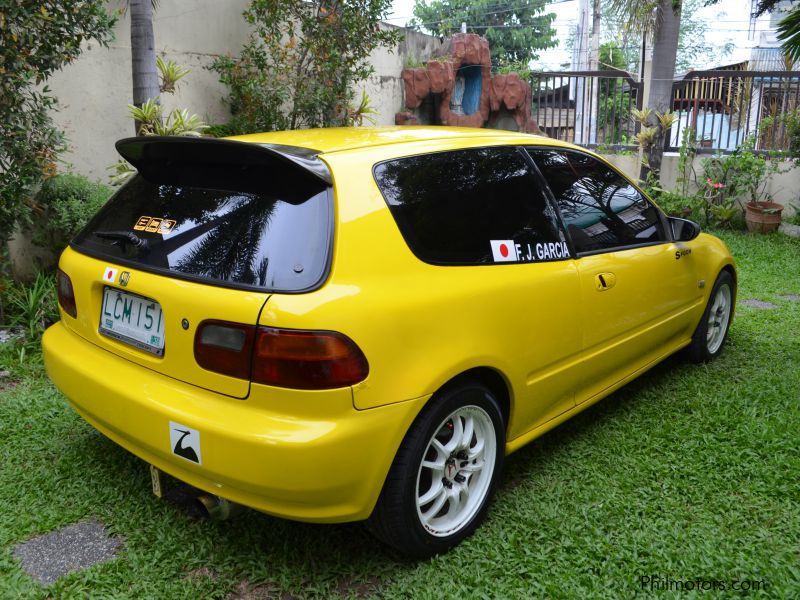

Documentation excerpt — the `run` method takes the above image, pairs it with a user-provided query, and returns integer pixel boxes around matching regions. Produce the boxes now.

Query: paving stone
[780,294,800,302]
[739,299,778,310]
[779,222,800,238]
[12,520,123,585]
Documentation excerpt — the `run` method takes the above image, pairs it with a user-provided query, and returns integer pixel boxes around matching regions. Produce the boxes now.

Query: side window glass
[373,147,569,265]
[527,149,666,254]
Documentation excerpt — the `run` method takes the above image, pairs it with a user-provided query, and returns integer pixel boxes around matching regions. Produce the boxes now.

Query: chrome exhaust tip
[196,494,241,520]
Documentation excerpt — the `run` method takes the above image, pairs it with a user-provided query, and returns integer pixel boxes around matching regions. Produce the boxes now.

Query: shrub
[210,0,401,134]
[5,272,58,342]
[697,137,783,229]
[29,174,114,257]
[653,190,704,222]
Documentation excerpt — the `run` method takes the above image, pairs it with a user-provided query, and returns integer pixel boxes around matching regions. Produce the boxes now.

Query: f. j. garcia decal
[490,240,570,263]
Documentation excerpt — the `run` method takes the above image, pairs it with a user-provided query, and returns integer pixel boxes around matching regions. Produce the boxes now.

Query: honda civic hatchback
[43,127,736,558]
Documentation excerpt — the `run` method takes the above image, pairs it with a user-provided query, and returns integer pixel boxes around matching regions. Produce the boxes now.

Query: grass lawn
[1,230,798,598]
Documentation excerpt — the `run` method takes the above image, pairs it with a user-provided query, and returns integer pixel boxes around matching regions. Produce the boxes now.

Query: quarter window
[527,149,666,254]
[373,147,568,265]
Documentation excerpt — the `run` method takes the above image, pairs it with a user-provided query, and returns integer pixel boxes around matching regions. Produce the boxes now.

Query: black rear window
[72,175,331,292]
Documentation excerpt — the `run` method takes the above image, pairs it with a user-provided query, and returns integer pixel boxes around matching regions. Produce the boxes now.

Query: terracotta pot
[745,201,784,233]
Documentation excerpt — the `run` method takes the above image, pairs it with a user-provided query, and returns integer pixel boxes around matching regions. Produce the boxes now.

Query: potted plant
[700,136,784,231]
[745,200,784,233]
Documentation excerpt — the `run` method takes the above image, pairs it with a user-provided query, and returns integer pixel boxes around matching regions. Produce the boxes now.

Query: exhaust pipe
[196,494,242,520]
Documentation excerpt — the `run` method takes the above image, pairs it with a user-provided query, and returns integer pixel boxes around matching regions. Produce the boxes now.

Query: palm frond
[777,6,800,66]
[607,0,660,35]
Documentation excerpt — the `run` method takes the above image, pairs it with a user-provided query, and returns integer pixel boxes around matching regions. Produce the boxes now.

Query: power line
[383,0,580,23]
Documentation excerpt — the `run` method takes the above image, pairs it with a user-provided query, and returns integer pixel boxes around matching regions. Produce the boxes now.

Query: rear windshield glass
[72,175,331,292]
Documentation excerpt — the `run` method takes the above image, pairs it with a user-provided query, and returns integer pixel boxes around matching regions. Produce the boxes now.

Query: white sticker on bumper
[169,421,202,465]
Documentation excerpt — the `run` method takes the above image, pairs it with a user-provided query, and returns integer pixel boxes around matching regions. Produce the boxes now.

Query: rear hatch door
[63,137,332,398]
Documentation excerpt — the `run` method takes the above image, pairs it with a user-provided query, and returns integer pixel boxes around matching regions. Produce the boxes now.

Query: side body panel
[573,240,702,403]
[265,143,586,441]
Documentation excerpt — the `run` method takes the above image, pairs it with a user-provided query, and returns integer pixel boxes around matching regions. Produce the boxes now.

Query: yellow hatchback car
[43,127,736,557]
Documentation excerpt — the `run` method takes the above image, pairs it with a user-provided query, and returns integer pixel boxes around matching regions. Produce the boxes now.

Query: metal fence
[530,69,643,152]
[529,69,800,154]
[667,69,800,153]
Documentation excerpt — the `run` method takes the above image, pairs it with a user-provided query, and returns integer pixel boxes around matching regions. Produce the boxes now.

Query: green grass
[1,230,799,598]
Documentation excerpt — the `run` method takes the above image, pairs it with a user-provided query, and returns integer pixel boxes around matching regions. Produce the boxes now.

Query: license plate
[99,287,165,355]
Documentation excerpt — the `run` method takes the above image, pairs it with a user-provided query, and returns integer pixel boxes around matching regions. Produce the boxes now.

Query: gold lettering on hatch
[133,216,176,234]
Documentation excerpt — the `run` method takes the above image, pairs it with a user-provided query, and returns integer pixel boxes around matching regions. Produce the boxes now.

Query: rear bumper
[42,322,427,522]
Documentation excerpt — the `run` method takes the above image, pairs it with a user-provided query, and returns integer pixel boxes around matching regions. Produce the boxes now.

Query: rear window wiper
[94,230,149,249]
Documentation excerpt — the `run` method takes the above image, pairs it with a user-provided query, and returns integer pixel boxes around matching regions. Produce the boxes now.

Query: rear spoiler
[116,136,332,201]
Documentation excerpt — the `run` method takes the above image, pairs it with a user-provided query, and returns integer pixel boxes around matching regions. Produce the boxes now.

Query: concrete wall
[599,153,640,182]
[596,152,799,216]
[47,4,440,182]
[356,24,443,126]
[48,0,252,182]
[656,153,799,215]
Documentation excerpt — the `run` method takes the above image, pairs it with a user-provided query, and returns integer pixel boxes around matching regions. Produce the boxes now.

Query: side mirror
[669,217,701,242]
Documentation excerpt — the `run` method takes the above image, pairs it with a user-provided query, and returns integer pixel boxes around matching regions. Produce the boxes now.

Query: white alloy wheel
[706,282,732,354]
[415,405,497,537]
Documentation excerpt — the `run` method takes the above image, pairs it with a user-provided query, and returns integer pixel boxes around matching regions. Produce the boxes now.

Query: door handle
[595,272,617,291]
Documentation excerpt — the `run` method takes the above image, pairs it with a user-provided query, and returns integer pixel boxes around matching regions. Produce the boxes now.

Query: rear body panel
[43,322,427,522]
[58,247,268,398]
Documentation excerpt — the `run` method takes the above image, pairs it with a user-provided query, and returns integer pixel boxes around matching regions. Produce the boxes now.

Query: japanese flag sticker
[490,240,518,262]
[102,267,118,282]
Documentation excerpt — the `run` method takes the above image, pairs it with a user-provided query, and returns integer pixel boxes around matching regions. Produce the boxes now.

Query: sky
[385,0,776,71]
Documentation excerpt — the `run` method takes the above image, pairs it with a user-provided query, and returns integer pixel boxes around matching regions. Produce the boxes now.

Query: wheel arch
[720,263,737,287]
[429,366,513,434]
[716,262,738,309]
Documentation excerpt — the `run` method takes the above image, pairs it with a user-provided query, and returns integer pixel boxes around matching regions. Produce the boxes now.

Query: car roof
[226,126,577,156]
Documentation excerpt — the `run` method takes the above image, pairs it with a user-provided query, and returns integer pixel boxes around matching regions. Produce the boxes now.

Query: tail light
[252,327,369,389]
[194,320,256,380]
[194,321,369,389]
[56,269,77,318]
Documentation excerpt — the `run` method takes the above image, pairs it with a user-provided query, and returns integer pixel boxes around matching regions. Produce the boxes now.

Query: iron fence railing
[529,69,800,154]
[667,69,800,153]
[530,69,643,151]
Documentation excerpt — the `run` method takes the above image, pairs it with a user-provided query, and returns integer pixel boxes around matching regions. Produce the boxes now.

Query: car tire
[367,381,505,559]
[688,269,735,363]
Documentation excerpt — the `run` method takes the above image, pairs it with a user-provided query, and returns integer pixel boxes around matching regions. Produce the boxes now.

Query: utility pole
[588,0,601,144]
[573,0,589,144]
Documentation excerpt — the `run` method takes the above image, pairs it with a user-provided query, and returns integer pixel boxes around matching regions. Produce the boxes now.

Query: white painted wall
[657,152,799,213]
[357,24,443,125]
[48,0,251,182]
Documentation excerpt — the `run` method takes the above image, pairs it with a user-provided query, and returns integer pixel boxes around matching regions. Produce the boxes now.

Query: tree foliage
[777,5,800,64]
[603,0,732,73]
[410,0,557,67]
[211,0,400,133]
[596,43,633,143]
[0,1,116,247]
